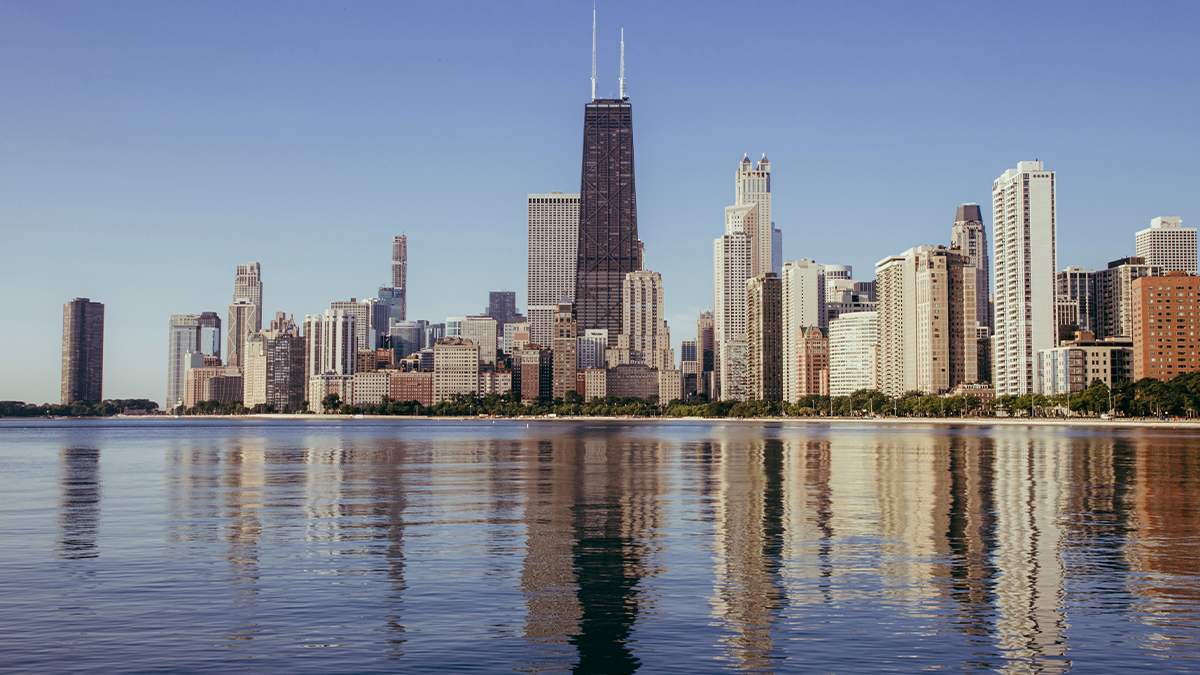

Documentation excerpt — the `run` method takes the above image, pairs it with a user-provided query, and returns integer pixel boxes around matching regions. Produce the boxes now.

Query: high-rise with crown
[734,154,774,277]
[950,204,991,332]
[575,16,639,347]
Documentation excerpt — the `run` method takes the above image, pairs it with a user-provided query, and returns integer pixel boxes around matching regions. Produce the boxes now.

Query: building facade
[1136,216,1196,274]
[992,160,1057,396]
[61,298,104,404]
[950,203,991,331]
[551,301,578,400]
[1036,330,1132,396]
[461,315,499,365]
[746,273,782,402]
[528,192,580,348]
[232,261,263,330]
[874,245,978,396]
[433,337,480,403]
[611,270,672,370]
[242,313,306,412]
[1132,272,1200,381]
[714,206,753,401]
[575,92,639,347]
[1094,257,1161,339]
[828,311,878,396]
[782,259,826,401]
[1057,266,1096,337]
[795,327,829,398]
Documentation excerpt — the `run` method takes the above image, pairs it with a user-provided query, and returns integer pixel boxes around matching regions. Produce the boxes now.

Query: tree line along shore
[8,373,1200,420]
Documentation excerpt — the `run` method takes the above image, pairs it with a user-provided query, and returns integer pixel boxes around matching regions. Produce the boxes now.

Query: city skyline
[3,1,1198,403]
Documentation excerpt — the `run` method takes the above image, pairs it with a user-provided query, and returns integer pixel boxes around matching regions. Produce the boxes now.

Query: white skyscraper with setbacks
[992,160,1057,396]
[1135,216,1196,274]
[714,207,753,401]
[527,193,580,347]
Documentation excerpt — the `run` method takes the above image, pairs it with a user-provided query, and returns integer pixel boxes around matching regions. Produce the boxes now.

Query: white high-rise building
[828,311,878,396]
[303,309,356,408]
[1135,216,1196,274]
[433,337,480,403]
[329,298,378,352]
[992,160,1057,396]
[166,314,201,409]
[461,315,499,365]
[714,210,753,401]
[527,193,580,347]
[577,328,608,370]
[734,154,774,278]
[782,259,826,402]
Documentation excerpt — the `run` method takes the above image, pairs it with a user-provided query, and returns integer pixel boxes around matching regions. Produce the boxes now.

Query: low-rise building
[607,364,659,401]
[433,337,481,403]
[658,368,682,403]
[389,370,433,406]
[1036,330,1133,395]
[308,373,353,412]
[583,368,607,401]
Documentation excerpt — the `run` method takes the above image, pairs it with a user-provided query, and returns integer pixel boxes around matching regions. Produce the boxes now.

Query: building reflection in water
[224,440,265,643]
[1127,436,1200,651]
[58,447,101,560]
[566,433,664,673]
[943,433,998,647]
[707,431,787,671]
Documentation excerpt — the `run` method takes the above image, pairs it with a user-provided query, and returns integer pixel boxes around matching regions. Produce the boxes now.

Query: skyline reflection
[20,421,1199,672]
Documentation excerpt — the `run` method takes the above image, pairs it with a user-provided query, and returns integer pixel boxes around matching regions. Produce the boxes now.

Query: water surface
[1,419,1198,672]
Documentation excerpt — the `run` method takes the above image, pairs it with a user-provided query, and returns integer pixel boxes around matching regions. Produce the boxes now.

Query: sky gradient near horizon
[2,1,1198,404]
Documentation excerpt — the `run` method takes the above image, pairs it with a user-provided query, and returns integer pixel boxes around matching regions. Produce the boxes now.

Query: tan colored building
[875,245,978,396]
[611,270,673,370]
[1036,330,1132,396]
[462,315,499,365]
[183,359,243,408]
[480,369,513,397]
[355,348,395,373]
[583,368,607,401]
[1132,272,1200,381]
[746,272,782,401]
[796,326,829,397]
[658,368,682,403]
[352,371,390,406]
[308,373,353,411]
[242,314,306,412]
[433,337,480,403]
[389,370,433,406]
[551,301,578,400]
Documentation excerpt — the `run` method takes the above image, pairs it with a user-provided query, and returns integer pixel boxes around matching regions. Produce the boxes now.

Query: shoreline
[7,413,1200,430]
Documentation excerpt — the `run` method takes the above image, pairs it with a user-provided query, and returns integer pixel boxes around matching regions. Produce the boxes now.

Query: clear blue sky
[2,1,1197,404]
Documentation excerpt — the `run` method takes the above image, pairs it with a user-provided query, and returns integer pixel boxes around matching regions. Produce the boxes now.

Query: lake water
[1,419,1198,673]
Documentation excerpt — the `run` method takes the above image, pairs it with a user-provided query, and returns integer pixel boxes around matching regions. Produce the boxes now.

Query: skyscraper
[486,291,520,334]
[461,315,499,365]
[950,203,991,331]
[528,192,580,347]
[992,160,1057,396]
[330,298,380,352]
[167,312,222,407]
[746,273,782,402]
[714,204,753,401]
[232,262,263,331]
[613,270,673,370]
[781,259,826,402]
[1093,257,1161,339]
[61,298,104,404]
[696,311,715,399]
[1135,216,1196,274]
[734,154,774,278]
[575,27,639,347]
[874,245,978,395]
[378,235,409,326]
[1056,266,1095,337]
[226,300,257,369]
[243,313,306,412]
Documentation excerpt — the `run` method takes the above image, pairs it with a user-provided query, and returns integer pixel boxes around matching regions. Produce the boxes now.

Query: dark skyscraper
[486,291,520,333]
[61,298,104,404]
[379,234,408,326]
[575,24,638,346]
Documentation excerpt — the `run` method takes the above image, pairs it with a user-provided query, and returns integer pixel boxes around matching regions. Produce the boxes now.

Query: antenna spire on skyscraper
[590,5,597,100]
[619,27,625,99]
